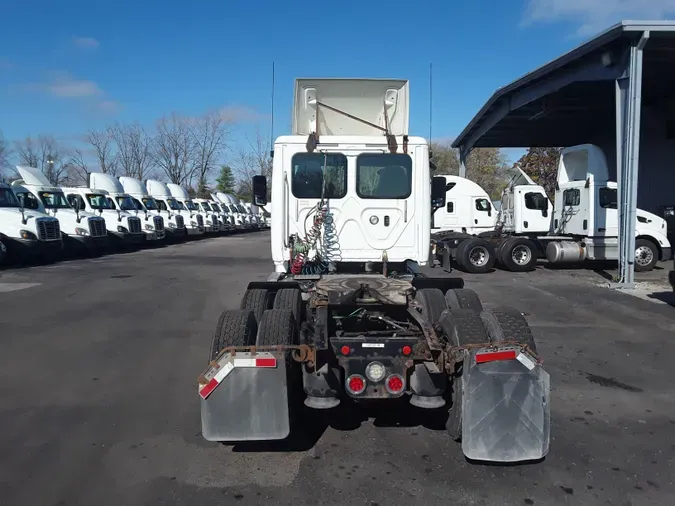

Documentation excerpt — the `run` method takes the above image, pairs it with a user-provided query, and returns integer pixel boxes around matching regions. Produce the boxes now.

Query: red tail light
[346,374,366,395]
[386,374,405,394]
[340,345,351,356]
[401,345,412,356]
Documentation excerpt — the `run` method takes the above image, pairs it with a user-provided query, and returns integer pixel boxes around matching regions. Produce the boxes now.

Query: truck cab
[166,183,206,236]
[11,166,108,254]
[206,200,232,232]
[146,179,200,238]
[215,192,247,229]
[61,186,145,247]
[0,182,62,263]
[498,168,551,235]
[432,175,497,235]
[192,198,220,233]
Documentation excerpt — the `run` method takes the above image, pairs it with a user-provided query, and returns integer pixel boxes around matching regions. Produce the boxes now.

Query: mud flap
[461,349,550,462]
[200,353,290,442]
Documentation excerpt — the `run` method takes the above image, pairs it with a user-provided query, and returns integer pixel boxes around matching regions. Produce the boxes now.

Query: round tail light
[401,345,412,356]
[346,374,366,395]
[386,374,405,394]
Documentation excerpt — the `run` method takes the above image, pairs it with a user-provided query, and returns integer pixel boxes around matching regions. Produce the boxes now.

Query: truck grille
[175,215,184,228]
[37,218,61,241]
[88,217,107,237]
[128,216,142,234]
[153,215,164,231]
[197,215,204,228]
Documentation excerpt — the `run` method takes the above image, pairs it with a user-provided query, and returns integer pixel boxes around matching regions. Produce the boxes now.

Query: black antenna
[269,61,275,156]
[429,62,433,146]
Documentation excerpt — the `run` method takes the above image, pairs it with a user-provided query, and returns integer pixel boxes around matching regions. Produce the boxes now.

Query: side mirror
[487,202,492,217]
[431,176,446,209]
[252,175,268,206]
[72,198,80,212]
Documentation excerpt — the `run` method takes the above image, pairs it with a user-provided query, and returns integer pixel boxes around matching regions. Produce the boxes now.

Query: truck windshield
[237,205,246,214]
[201,202,212,212]
[87,194,113,209]
[142,197,159,210]
[291,153,347,199]
[357,153,412,199]
[175,201,186,210]
[229,205,238,213]
[211,203,222,212]
[166,198,181,210]
[185,200,198,211]
[115,195,137,211]
[0,188,21,208]
[40,191,71,209]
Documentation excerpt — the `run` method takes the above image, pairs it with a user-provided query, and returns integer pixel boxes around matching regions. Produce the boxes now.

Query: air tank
[545,240,586,263]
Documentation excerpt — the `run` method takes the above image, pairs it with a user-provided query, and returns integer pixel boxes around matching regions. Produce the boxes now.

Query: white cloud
[46,72,102,98]
[523,0,675,36]
[72,36,100,49]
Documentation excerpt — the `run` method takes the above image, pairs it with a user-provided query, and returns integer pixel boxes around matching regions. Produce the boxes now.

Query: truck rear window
[357,153,412,199]
[291,153,347,199]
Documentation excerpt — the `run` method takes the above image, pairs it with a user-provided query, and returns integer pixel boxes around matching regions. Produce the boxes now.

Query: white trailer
[197,78,549,463]
[0,182,62,264]
[12,166,108,255]
[433,144,672,273]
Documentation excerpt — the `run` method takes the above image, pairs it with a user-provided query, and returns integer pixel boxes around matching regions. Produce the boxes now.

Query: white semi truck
[197,78,549,464]
[0,181,62,264]
[88,173,165,245]
[147,179,203,238]
[433,144,672,273]
[166,183,206,236]
[215,192,248,229]
[61,186,146,248]
[431,175,497,236]
[11,166,108,255]
[192,198,221,234]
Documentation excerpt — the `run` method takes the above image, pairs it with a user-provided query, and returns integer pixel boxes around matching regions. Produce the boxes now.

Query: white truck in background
[88,173,165,245]
[0,181,62,264]
[166,183,206,236]
[192,198,221,233]
[61,185,146,248]
[431,175,497,236]
[432,144,671,273]
[147,179,202,238]
[207,200,234,232]
[118,176,185,242]
[215,192,248,229]
[12,166,108,255]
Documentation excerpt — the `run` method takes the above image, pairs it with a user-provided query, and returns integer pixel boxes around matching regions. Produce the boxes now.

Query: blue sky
[2,0,674,166]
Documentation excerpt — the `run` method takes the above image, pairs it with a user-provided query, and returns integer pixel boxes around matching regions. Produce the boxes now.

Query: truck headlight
[145,224,154,231]
[75,227,89,236]
[20,230,37,240]
[117,226,128,233]
[168,223,176,229]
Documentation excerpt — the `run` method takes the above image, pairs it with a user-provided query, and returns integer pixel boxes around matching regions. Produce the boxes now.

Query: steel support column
[459,147,468,178]
[615,31,649,289]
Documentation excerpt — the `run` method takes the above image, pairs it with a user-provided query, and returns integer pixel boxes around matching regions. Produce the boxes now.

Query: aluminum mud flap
[199,352,290,442]
[461,348,550,462]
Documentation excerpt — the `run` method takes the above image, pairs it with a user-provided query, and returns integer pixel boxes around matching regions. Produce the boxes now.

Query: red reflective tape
[476,350,518,364]
[199,378,219,399]
[255,357,277,368]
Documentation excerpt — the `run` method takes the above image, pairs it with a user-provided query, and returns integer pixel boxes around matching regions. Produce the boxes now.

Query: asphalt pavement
[0,232,673,506]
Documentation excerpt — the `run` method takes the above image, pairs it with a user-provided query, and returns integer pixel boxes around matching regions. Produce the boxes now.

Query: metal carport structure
[452,20,675,289]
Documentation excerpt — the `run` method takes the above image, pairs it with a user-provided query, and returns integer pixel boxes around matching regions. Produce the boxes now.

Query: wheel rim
[511,245,531,265]
[468,246,489,267]
[635,245,654,267]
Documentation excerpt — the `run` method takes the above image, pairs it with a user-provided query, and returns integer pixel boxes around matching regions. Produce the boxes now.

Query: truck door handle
[474,219,478,224]
[384,216,390,227]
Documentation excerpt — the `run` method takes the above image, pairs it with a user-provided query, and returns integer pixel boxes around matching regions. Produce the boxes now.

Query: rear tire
[445,288,483,312]
[455,238,496,274]
[438,309,490,441]
[209,309,257,362]
[256,309,296,346]
[240,288,270,323]
[479,308,537,353]
[499,237,538,272]
[273,288,303,324]
[415,288,448,324]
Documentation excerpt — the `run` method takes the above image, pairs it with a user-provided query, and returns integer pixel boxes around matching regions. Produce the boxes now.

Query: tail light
[386,374,405,394]
[346,374,366,395]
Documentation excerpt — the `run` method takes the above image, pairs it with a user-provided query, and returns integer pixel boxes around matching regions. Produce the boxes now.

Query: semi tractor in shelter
[197,78,550,463]
[432,144,672,273]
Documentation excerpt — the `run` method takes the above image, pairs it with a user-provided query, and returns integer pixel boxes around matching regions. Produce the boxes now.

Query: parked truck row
[0,166,269,266]
[430,144,672,274]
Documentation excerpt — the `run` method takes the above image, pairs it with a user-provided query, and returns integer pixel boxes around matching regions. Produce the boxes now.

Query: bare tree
[232,127,272,199]
[85,128,118,175]
[14,135,71,185]
[0,130,11,175]
[68,148,90,185]
[152,113,195,184]
[109,122,153,180]
[191,110,232,196]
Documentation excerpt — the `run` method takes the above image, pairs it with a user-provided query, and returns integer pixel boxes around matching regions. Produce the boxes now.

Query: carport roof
[452,21,675,150]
